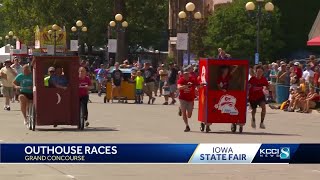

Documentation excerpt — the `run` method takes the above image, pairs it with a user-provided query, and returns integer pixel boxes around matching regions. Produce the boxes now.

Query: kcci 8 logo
[259,147,290,159]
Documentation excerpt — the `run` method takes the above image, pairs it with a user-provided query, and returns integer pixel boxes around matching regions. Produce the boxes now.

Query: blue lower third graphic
[280,147,290,159]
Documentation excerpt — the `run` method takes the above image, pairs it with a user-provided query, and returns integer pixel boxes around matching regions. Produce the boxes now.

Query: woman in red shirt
[79,67,92,127]
[248,65,269,129]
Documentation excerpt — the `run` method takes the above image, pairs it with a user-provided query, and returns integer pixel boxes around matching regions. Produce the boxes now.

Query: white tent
[0,46,10,63]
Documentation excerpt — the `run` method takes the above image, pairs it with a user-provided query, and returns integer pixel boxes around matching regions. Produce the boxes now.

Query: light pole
[178,2,201,65]
[6,31,17,60]
[109,13,128,63]
[48,24,61,56]
[71,20,88,56]
[245,0,274,64]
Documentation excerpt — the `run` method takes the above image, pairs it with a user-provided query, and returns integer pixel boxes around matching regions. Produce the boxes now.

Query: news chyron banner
[0,144,319,164]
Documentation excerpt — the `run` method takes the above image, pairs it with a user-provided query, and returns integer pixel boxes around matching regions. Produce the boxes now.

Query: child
[134,71,144,104]
[217,65,238,91]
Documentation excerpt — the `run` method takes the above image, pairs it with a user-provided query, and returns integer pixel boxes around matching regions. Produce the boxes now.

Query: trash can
[276,84,289,104]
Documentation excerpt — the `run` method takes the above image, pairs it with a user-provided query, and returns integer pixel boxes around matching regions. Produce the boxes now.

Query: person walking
[79,67,92,127]
[111,62,123,103]
[141,62,156,104]
[0,59,17,111]
[248,65,269,129]
[158,64,168,97]
[167,62,178,105]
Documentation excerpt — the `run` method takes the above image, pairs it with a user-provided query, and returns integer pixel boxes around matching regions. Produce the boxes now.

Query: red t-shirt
[248,76,269,101]
[217,75,231,90]
[314,72,319,87]
[177,77,198,102]
[79,76,92,97]
[190,72,197,79]
[294,67,302,79]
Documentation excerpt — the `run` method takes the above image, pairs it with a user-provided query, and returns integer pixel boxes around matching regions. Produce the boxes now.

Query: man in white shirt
[302,63,314,84]
[10,57,22,102]
[0,59,17,110]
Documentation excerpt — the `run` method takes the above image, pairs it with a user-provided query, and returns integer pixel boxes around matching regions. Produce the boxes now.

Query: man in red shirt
[177,67,199,132]
[248,65,269,129]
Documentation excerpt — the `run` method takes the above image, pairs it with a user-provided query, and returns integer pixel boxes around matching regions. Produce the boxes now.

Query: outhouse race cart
[28,56,84,131]
[198,59,249,133]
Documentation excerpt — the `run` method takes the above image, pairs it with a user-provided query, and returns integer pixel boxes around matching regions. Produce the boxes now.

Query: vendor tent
[0,46,10,63]
[307,36,320,46]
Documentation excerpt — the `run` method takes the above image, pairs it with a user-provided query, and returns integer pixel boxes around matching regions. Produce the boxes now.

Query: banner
[70,40,78,51]
[108,39,117,53]
[177,33,188,50]
[0,143,320,164]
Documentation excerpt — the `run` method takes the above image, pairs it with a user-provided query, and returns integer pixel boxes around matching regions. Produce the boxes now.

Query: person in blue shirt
[12,64,33,125]
[96,64,106,96]
[49,66,68,89]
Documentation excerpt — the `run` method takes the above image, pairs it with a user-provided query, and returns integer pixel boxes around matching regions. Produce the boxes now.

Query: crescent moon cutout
[56,93,61,104]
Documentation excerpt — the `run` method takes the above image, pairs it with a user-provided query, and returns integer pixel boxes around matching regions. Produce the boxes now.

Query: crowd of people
[254,55,320,114]
[1,51,319,132]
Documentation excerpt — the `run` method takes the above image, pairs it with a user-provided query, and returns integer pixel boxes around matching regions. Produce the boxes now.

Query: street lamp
[48,24,61,56]
[71,20,88,56]
[178,2,202,65]
[245,0,274,64]
[108,13,128,63]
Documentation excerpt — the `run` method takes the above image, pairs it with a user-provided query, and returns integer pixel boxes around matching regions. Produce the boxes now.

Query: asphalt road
[0,94,319,179]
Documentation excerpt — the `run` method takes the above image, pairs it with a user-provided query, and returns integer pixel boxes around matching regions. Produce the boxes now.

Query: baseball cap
[48,67,55,72]
[4,59,11,63]
[183,67,189,73]
[161,64,165,67]
[294,62,300,66]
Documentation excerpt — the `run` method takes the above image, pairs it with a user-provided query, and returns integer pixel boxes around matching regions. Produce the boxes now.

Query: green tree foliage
[202,0,284,63]
[0,0,168,52]
[125,0,168,50]
[273,0,320,56]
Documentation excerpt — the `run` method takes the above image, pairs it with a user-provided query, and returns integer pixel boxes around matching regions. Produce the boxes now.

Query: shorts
[20,92,33,100]
[169,84,177,93]
[2,87,14,98]
[179,99,194,112]
[97,78,105,84]
[144,82,155,96]
[249,97,266,109]
[113,81,121,87]
[136,89,143,95]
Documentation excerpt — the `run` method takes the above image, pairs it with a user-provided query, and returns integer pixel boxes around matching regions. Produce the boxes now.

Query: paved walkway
[0,94,319,179]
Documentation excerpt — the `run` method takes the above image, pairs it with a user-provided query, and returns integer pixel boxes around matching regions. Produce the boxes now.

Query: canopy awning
[307,36,320,46]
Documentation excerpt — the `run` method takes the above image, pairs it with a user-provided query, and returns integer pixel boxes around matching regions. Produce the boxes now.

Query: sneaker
[148,100,150,104]
[140,101,143,104]
[163,102,169,105]
[178,108,182,116]
[152,97,156,104]
[200,123,205,132]
[24,119,28,126]
[205,125,211,133]
[260,122,266,129]
[53,125,57,128]
[184,125,190,132]
[251,120,256,129]
[5,106,10,111]
[170,99,176,105]
[85,121,89,127]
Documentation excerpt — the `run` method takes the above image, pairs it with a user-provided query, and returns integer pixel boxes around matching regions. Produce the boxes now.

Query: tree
[202,0,285,63]
[273,0,320,57]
